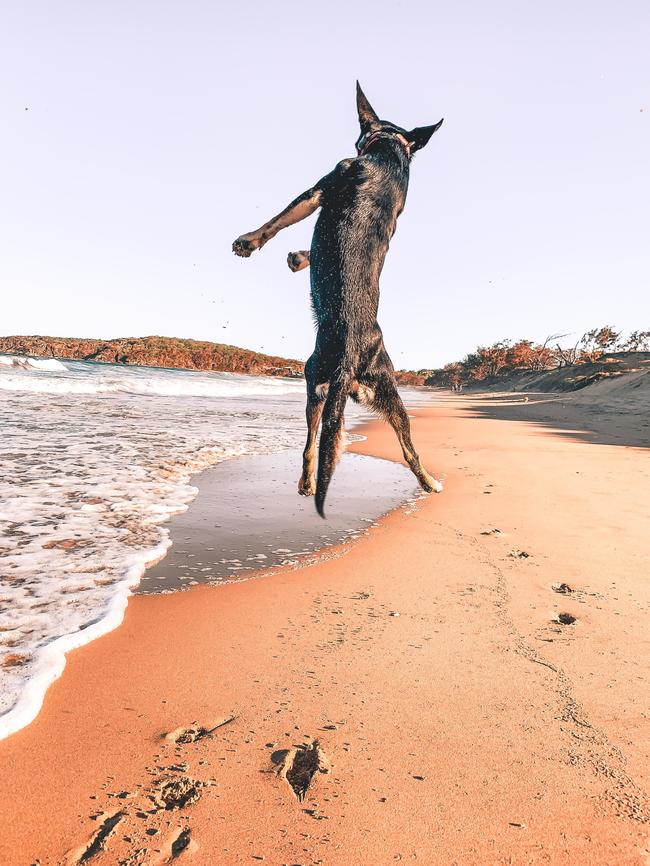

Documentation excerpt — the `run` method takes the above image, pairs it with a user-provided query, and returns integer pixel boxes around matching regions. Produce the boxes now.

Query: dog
[233,82,444,516]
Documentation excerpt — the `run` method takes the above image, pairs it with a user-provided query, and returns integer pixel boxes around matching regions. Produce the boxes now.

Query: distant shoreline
[0,334,305,379]
[2,337,648,393]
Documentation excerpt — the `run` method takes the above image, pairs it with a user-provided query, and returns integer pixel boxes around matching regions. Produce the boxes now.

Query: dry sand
[1,392,649,865]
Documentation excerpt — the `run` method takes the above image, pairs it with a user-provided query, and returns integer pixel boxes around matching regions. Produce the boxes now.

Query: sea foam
[0,356,421,740]
[0,355,68,372]
[0,358,311,740]
[0,355,305,397]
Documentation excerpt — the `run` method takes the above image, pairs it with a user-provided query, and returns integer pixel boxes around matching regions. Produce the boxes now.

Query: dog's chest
[352,161,405,227]
[323,161,406,243]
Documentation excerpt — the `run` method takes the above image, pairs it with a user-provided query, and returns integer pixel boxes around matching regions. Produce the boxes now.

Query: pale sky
[1,1,648,369]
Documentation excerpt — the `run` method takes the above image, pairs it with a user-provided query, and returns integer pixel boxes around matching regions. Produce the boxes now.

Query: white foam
[0,360,315,741]
[0,373,306,397]
[0,354,67,372]
[0,358,429,741]
[0,355,305,397]
[0,539,170,740]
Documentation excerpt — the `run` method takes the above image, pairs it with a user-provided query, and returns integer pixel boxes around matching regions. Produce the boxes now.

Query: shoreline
[1,396,649,864]
[138,449,419,595]
[0,418,417,742]
[0,537,171,743]
[0,356,311,743]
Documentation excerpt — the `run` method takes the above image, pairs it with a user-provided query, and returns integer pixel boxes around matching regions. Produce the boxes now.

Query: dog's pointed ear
[356,81,379,129]
[406,118,444,153]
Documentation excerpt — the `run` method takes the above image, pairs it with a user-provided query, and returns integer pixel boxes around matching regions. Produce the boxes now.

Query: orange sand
[1,396,649,865]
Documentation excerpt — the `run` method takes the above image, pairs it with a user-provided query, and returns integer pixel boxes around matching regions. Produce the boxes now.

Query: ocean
[0,356,423,740]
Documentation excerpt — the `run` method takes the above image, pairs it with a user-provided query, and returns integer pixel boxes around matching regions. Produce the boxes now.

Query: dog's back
[232,83,443,516]
[310,154,408,342]
[307,144,414,514]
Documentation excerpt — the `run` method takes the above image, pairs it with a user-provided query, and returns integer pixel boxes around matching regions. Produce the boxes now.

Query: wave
[0,358,305,398]
[0,378,307,741]
[0,373,306,397]
[0,356,422,740]
[0,354,68,372]
[0,538,172,741]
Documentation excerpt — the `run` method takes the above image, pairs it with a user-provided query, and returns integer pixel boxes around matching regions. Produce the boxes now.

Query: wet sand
[1,394,649,865]
[140,450,418,594]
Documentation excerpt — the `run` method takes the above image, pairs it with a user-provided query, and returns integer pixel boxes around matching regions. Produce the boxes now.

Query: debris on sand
[164,714,236,744]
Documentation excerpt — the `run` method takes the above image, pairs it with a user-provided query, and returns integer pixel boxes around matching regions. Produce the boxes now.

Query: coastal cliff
[0,335,305,378]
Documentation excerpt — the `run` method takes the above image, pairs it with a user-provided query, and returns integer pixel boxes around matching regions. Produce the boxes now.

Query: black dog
[233,83,443,516]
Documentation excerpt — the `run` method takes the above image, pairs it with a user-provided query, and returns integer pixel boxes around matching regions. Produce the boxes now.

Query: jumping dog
[233,83,444,516]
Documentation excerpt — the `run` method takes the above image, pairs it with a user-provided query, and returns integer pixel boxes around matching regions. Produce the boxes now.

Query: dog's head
[355,82,443,158]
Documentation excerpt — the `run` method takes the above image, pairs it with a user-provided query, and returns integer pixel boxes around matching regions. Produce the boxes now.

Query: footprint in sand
[272,739,331,802]
[152,776,202,810]
[145,827,198,864]
[64,810,126,864]
[63,708,228,866]
[556,612,578,625]
[118,827,198,865]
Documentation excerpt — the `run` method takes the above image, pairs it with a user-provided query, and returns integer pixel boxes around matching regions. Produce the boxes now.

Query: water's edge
[0,386,431,741]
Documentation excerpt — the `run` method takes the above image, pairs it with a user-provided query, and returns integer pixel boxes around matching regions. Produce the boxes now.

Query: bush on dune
[424,327,650,389]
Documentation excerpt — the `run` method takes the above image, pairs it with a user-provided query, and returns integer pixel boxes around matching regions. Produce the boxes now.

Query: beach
[1,390,648,865]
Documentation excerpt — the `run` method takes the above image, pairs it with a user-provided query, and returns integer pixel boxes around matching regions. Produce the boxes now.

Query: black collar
[357,130,411,156]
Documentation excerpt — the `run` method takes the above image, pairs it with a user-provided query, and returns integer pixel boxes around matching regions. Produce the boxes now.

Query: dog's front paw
[287,250,310,272]
[232,234,261,258]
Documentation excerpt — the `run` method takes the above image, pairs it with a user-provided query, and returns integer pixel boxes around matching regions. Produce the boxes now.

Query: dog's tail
[315,368,352,518]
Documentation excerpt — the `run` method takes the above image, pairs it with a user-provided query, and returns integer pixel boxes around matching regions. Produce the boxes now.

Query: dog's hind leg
[299,395,325,496]
[372,375,443,493]
[299,356,327,496]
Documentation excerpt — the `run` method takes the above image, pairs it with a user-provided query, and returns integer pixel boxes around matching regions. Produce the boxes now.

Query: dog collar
[358,130,411,156]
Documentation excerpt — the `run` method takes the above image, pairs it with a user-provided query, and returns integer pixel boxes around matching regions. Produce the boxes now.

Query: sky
[1,0,648,370]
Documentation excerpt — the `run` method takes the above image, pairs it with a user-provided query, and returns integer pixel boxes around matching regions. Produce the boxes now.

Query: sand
[139,450,418,594]
[1,392,649,865]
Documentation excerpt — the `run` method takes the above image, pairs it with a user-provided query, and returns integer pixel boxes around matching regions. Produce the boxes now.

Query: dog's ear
[356,81,379,129]
[406,119,444,152]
